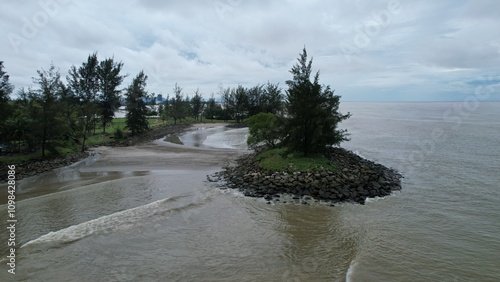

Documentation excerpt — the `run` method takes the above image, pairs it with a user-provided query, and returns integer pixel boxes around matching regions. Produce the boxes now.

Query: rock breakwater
[214,147,402,205]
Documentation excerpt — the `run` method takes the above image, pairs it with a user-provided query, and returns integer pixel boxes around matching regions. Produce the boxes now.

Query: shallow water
[1,103,499,281]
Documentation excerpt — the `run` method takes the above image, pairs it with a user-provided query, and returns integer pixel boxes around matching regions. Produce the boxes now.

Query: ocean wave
[21,195,196,249]
[346,259,358,282]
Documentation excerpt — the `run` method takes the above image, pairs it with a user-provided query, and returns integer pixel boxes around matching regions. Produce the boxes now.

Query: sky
[1,0,500,101]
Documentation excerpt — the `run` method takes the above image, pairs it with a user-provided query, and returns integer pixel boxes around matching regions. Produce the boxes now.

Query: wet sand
[12,123,248,202]
[81,123,247,172]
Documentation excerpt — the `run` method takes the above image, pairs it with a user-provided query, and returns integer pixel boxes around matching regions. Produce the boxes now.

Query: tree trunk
[81,134,87,153]
[41,138,46,158]
[303,126,308,156]
[41,125,47,158]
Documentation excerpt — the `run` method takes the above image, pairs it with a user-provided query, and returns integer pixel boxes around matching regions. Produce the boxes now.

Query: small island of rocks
[210,48,403,205]
[213,146,402,205]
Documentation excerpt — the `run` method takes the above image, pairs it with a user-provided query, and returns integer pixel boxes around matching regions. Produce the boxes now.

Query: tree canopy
[0,62,14,142]
[169,83,187,125]
[247,112,283,149]
[125,71,150,135]
[283,48,350,155]
[31,64,67,157]
[98,57,125,132]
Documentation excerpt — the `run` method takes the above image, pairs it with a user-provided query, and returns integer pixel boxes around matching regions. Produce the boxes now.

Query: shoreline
[1,151,91,182]
[215,147,402,205]
[0,123,213,182]
[1,123,402,206]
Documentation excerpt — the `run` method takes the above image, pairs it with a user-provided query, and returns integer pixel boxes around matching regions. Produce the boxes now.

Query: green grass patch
[112,118,127,124]
[256,147,335,173]
[86,134,113,146]
[0,141,79,164]
[148,118,162,128]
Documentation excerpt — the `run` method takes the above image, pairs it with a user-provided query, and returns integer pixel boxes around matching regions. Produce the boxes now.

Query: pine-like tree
[284,48,350,156]
[169,83,185,125]
[263,82,283,115]
[7,88,38,151]
[125,71,150,135]
[31,64,66,157]
[0,61,14,142]
[67,53,100,152]
[232,85,248,123]
[204,94,217,120]
[220,85,232,121]
[97,57,125,133]
[191,88,203,121]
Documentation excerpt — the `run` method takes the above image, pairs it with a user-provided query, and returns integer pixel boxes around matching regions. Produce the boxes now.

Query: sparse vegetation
[255,147,336,173]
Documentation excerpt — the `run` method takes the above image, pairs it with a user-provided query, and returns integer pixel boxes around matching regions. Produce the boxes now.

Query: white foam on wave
[365,196,383,203]
[346,259,358,282]
[223,188,246,198]
[352,149,369,160]
[21,195,189,249]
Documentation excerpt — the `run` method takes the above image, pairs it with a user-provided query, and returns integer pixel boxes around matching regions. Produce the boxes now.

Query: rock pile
[1,152,89,181]
[215,147,402,205]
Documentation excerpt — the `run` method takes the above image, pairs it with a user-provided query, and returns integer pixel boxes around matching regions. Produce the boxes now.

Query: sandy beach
[79,123,248,173]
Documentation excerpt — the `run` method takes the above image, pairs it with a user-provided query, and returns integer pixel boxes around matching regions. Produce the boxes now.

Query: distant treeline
[0,53,284,157]
[1,48,350,158]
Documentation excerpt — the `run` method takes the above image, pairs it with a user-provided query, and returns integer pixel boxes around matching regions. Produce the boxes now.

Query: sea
[0,102,499,281]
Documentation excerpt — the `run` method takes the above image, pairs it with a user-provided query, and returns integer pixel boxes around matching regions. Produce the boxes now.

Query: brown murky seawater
[1,103,500,282]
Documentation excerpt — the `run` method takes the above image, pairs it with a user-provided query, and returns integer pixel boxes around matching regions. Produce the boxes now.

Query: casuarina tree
[67,53,100,152]
[169,83,186,125]
[31,64,66,157]
[0,61,14,142]
[284,47,350,156]
[98,57,125,133]
[190,88,203,121]
[125,71,150,135]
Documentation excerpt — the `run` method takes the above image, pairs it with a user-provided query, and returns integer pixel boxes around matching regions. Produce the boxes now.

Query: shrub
[114,127,124,139]
[247,112,283,149]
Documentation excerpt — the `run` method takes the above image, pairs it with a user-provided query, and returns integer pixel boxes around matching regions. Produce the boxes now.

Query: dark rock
[216,147,402,206]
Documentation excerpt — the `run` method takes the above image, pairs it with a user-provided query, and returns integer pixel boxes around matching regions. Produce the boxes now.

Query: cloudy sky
[1,0,499,101]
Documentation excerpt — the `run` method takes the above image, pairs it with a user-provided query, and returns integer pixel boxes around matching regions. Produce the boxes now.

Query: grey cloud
[1,0,498,101]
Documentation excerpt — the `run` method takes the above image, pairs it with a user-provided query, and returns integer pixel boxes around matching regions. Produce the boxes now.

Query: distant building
[119,97,126,106]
